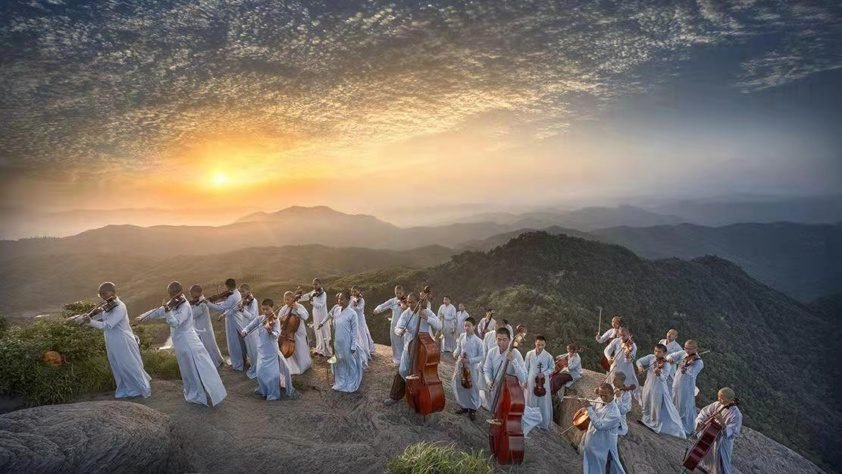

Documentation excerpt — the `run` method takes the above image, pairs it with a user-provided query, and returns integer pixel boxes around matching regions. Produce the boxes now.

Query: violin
[405,293,445,416]
[488,324,527,465]
[622,337,635,360]
[66,296,119,324]
[190,296,207,306]
[238,294,255,312]
[533,362,547,397]
[207,289,233,303]
[654,356,667,376]
[279,289,304,358]
[679,350,711,373]
[164,294,187,312]
[460,351,473,389]
[683,399,739,470]
[263,307,278,334]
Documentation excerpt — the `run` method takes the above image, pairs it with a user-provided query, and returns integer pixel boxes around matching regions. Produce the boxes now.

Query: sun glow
[212,172,229,186]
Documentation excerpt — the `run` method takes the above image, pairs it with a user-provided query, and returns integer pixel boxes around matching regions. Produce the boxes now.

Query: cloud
[0,0,839,170]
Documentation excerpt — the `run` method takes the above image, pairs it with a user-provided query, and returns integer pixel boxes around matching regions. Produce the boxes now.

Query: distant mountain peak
[234,205,387,224]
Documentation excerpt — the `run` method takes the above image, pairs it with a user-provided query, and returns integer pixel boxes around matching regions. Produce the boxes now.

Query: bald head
[718,387,736,403]
[167,281,183,297]
[98,282,116,298]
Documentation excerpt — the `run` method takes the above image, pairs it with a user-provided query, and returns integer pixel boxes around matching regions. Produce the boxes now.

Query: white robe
[456,310,470,337]
[668,350,704,436]
[476,316,496,337]
[395,307,442,379]
[452,333,484,410]
[581,400,625,474]
[637,354,686,438]
[478,330,497,410]
[87,298,151,399]
[191,301,224,367]
[604,338,638,397]
[332,305,364,393]
[352,296,376,357]
[241,314,294,400]
[143,301,226,406]
[438,303,458,352]
[695,401,742,474]
[240,298,260,379]
[206,290,246,371]
[482,347,542,436]
[310,291,332,357]
[524,349,554,430]
[278,303,311,375]
[616,389,632,436]
[659,338,683,386]
[558,352,583,388]
[374,297,404,366]
[596,328,619,344]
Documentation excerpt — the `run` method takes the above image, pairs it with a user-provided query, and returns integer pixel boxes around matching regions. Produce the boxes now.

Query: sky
[1,0,841,224]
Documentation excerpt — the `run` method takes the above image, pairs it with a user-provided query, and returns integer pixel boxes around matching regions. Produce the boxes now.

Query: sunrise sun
[212,172,229,186]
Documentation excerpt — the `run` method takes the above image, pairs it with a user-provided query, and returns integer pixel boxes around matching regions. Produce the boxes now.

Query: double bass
[488,324,527,465]
[683,399,739,471]
[279,289,304,358]
[405,294,445,415]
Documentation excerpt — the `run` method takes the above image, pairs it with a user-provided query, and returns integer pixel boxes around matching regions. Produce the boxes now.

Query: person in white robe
[240,299,294,400]
[74,282,151,399]
[238,284,260,379]
[332,290,364,393]
[659,328,682,387]
[478,326,500,410]
[373,285,406,366]
[205,279,245,371]
[694,387,742,474]
[595,315,623,344]
[452,317,483,419]
[552,343,583,396]
[384,292,442,405]
[476,309,497,337]
[524,335,554,431]
[437,296,458,353]
[351,286,376,358]
[605,327,638,398]
[308,279,331,358]
[456,304,469,337]
[611,372,634,436]
[580,383,626,474]
[667,339,704,436]
[188,285,224,368]
[137,282,226,406]
[636,343,686,438]
[278,291,311,375]
[482,327,542,436]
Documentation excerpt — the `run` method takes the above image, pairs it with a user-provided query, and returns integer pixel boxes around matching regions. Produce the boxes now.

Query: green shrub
[387,442,493,474]
[142,350,181,380]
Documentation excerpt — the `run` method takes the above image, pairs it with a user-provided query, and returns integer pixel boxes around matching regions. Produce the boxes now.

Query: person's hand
[506,350,514,361]
[583,400,592,408]
[608,357,615,365]
[419,311,428,320]
[135,314,146,323]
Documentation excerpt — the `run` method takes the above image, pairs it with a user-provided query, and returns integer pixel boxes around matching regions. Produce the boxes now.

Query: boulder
[0,401,185,474]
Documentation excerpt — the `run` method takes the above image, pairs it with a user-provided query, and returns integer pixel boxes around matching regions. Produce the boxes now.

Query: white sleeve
[242,315,263,336]
[425,309,442,331]
[312,292,326,309]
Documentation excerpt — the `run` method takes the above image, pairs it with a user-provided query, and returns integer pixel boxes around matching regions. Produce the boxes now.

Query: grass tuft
[387,442,493,474]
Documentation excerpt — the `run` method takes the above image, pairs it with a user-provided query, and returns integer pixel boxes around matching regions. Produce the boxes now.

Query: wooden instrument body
[279,307,301,358]
[683,418,723,470]
[554,355,568,374]
[460,355,473,389]
[600,354,612,371]
[489,374,525,465]
[405,332,445,415]
[533,362,546,397]
[573,406,591,431]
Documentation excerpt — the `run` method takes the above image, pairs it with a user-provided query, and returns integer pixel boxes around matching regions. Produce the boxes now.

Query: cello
[279,289,304,358]
[404,293,445,416]
[683,399,739,471]
[488,324,527,465]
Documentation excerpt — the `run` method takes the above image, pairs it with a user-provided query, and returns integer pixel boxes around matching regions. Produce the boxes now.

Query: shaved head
[167,281,183,296]
[98,281,116,298]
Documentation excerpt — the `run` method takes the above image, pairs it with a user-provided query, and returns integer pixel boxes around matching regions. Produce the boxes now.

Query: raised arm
[241,314,263,337]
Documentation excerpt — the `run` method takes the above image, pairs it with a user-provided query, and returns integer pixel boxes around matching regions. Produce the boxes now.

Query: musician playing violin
[188,285,224,368]
[666,339,705,436]
[205,278,246,372]
[238,283,260,379]
[604,327,637,393]
[240,298,295,400]
[580,382,625,474]
[71,282,151,399]
[694,388,742,474]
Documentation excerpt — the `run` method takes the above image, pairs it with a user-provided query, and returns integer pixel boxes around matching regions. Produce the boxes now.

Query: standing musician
[136,281,226,406]
[659,328,682,387]
[476,308,497,336]
[188,285,224,368]
[551,342,583,396]
[332,290,364,393]
[692,388,742,474]
[351,286,376,361]
[452,317,483,420]
[636,343,686,438]
[437,296,458,353]
[524,335,554,431]
[580,383,626,474]
[240,298,294,400]
[383,292,441,406]
[611,372,634,437]
[373,285,406,367]
[604,327,637,395]
[278,290,311,375]
[456,303,470,338]
[68,282,151,399]
[309,278,331,358]
[205,278,245,372]
[483,327,528,411]
[666,339,704,436]
[238,284,260,379]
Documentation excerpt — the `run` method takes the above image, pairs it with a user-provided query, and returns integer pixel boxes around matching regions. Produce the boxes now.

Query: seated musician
[694,388,742,474]
[580,383,626,474]
[551,343,583,396]
[383,292,441,406]
[611,372,634,436]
